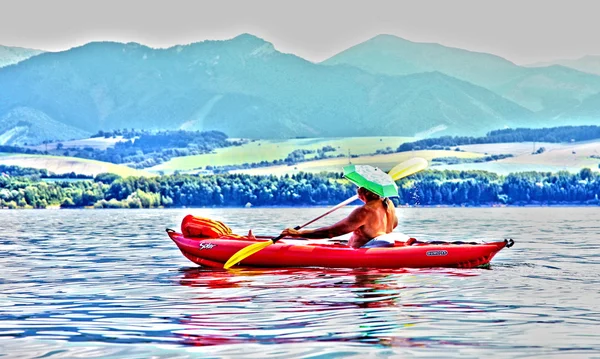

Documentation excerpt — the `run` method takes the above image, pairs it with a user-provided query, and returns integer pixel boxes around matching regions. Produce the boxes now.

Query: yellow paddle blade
[389,157,428,181]
[223,240,274,269]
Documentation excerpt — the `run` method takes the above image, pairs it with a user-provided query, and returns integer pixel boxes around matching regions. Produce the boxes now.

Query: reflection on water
[1,208,599,358]
[175,267,486,348]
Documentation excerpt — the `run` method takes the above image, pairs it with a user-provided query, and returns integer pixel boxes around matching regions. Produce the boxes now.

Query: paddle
[223,157,429,269]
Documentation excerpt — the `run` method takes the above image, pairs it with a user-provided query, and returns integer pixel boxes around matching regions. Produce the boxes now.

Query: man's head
[357,187,381,202]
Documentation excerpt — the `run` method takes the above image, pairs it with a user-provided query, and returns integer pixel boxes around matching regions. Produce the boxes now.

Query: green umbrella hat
[343,164,399,198]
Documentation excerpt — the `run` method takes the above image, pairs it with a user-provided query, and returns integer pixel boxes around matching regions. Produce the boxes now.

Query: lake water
[1,207,599,358]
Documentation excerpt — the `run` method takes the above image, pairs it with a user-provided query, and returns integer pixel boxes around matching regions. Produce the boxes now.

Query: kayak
[167,215,514,269]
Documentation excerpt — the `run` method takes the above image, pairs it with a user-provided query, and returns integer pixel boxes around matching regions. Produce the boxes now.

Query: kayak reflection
[175,267,483,347]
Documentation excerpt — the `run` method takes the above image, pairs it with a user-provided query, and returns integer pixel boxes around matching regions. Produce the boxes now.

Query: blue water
[1,207,599,358]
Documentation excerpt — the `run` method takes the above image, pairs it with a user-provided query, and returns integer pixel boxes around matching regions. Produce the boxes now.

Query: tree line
[398,125,600,152]
[431,154,514,165]
[206,146,340,173]
[64,130,240,168]
[1,167,598,209]
[0,165,91,179]
[3,130,239,169]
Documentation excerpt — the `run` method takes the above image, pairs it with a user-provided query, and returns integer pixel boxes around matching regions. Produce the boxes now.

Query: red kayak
[167,215,514,269]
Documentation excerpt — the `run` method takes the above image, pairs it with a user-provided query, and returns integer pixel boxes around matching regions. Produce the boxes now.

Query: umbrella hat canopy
[343,164,399,198]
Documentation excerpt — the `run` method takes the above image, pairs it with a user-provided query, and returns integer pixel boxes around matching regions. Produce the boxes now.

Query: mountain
[322,34,523,87]
[528,55,600,76]
[558,91,600,122]
[0,34,535,142]
[323,35,600,115]
[0,107,90,146]
[0,45,44,68]
[341,71,534,137]
[493,65,600,117]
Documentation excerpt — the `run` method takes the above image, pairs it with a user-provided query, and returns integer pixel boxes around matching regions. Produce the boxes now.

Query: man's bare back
[347,198,397,248]
[280,187,398,248]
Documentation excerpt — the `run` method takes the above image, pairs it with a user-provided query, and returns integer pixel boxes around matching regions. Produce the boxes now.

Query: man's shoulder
[353,204,377,217]
[350,204,371,217]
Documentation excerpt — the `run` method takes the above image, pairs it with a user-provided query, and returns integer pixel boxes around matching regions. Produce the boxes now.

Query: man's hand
[280,228,302,237]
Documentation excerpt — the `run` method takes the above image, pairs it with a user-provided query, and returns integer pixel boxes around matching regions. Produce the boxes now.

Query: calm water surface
[1,207,599,358]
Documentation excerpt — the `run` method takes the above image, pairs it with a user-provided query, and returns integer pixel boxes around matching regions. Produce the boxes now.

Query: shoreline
[2,203,599,210]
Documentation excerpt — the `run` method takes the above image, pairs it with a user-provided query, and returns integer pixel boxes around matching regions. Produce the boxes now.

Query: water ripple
[1,208,599,358]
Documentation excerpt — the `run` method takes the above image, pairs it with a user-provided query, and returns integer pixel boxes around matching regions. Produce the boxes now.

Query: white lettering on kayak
[426,250,448,256]
[199,243,217,250]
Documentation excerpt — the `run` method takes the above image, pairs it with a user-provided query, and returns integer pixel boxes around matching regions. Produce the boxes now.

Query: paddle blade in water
[389,157,428,181]
[223,240,274,269]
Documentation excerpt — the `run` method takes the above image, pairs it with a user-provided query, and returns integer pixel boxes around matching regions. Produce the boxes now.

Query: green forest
[65,130,239,168]
[4,130,238,168]
[1,165,598,209]
[397,125,600,152]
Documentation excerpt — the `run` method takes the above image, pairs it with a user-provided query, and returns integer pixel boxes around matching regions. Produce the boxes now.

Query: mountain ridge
[527,55,600,76]
[0,34,586,144]
[0,45,44,68]
[324,34,600,117]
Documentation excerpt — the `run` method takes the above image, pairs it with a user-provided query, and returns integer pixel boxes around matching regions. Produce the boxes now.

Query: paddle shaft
[270,194,359,243]
[269,159,429,243]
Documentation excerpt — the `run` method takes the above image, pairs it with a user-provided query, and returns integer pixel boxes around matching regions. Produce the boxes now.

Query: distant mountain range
[528,55,600,76]
[0,45,43,68]
[323,35,600,117]
[0,34,598,144]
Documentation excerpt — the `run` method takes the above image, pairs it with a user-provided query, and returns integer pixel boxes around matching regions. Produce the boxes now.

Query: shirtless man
[280,187,399,248]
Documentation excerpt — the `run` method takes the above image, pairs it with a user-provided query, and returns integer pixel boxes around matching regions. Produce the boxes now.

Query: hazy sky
[2,0,599,64]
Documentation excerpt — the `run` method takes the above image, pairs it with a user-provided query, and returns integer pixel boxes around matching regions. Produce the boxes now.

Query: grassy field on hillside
[0,154,151,177]
[453,142,565,155]
[150,136,412,172]
[447,141,600,173]
[498,141,600,167]
[432,163,586,175]
[7,138,598,178]
[25,136,128,151]
[231,140,600,176]
[230,150,483,176]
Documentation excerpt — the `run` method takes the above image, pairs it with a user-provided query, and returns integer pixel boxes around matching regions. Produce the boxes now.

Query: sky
[1,0,599,65]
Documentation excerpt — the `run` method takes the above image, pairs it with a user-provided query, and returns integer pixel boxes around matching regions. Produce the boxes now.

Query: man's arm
[281,207,368,239]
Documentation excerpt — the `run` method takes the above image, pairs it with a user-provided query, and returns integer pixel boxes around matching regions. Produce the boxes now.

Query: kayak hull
[167,230,513,269]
